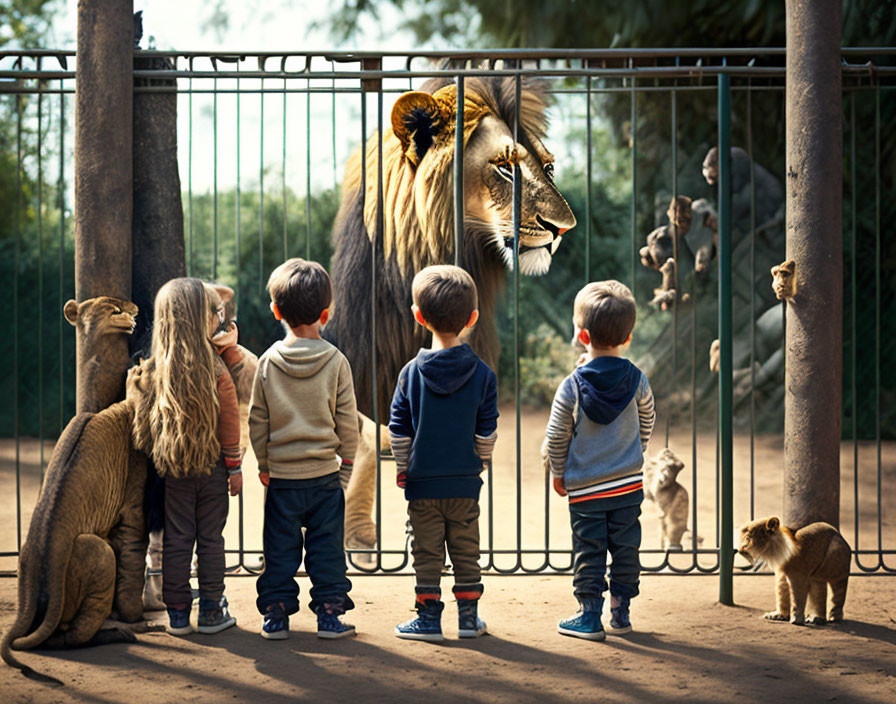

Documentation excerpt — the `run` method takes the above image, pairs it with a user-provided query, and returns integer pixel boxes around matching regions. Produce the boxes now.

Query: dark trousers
[256,474,353,615]
[570,501,641,604]
[408,498,481,588]
[163,463,229,607]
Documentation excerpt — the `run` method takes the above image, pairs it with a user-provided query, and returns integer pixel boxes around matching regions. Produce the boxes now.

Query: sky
[34,1,580,204]
[45,1,428,195]
[52,0,417,52]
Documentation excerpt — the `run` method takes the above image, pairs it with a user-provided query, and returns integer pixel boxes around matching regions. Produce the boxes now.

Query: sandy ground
[3,405,893,574]
[1,574,895,703]
[1,406,895,701]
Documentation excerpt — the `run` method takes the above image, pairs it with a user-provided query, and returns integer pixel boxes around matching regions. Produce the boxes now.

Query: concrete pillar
[74,0,134,412]
[784,0,842,528]
[131,50,185,358]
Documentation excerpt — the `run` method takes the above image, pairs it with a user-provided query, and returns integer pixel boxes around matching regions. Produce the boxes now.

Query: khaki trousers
[408,498,481,586]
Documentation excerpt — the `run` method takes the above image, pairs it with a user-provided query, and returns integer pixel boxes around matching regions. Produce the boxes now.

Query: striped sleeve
[637,374,656,451]
[474,432,497,464]
[544,376,576,479]
[390,434,412,475]
[388,365,414,477]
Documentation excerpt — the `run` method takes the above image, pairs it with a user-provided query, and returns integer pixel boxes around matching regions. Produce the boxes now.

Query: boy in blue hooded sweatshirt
[545,280,655,640]
[389,265,499,642]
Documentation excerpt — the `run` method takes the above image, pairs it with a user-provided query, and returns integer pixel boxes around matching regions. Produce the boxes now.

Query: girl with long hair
[131,277,243,635]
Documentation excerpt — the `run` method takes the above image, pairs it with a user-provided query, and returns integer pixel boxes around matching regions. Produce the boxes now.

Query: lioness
[738,516,850,625]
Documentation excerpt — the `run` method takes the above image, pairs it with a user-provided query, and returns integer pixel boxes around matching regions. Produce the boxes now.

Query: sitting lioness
[1,399,147,683]
[738,516,850,625]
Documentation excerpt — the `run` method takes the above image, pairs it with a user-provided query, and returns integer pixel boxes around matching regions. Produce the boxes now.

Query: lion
[325,77,576,550]
[1,398,147,684]
[64,297,138,414]
[738,516,850,625]
[643,448,689,550]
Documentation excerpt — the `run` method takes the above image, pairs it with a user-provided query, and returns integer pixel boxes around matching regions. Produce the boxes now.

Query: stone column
[74,0,134,412]
[784,0,842,528]
[131,49,185,357]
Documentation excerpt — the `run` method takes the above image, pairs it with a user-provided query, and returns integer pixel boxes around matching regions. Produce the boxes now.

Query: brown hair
[131,277,220,478]
[411,264,478,334]
[267,258,332,327]
[574,280,637,348]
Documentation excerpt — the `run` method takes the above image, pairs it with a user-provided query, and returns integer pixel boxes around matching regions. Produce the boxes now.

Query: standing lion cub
[738,517,850,625]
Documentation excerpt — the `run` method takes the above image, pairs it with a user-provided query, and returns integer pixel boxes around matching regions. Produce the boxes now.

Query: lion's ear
[391,91,447,167]
[766,517,780,533]
[63,299,80,326]
[212,284,234,304]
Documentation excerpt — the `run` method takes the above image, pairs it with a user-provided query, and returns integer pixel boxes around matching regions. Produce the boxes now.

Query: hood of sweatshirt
[266,337,338,379]
[414,343,479,395]
[573,356,641,425]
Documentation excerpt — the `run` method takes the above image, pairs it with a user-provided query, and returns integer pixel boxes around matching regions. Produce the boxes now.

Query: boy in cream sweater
[249,258,359,640]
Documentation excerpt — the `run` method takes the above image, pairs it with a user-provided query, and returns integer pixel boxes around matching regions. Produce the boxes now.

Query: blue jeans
[570,501,641,605]
[256,474,353,615]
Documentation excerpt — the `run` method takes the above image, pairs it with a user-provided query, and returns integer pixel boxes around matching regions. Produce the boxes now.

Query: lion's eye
[544,163,555,180]
[113,308,122,315]
[491,158,513,180]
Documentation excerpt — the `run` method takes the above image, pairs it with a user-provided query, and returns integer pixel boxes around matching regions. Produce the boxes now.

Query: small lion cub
[643,448,689,550]
[738,517,850,625]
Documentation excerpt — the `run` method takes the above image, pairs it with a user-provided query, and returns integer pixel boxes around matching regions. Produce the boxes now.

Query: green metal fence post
[717,72,734,606]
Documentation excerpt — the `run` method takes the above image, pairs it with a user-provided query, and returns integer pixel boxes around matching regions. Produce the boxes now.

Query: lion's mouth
[502,216,562,254]
[111,317,137,334]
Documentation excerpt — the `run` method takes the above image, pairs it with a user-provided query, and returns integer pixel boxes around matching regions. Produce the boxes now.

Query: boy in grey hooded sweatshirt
[249,258,359,640]
[545,281,655,641]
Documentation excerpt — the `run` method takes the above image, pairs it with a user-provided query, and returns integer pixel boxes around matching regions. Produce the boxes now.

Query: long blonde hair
[132,277,220,478]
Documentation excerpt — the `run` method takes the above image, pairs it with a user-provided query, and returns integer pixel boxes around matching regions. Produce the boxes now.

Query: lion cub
[643,448,689,550]
[738,517,850,625]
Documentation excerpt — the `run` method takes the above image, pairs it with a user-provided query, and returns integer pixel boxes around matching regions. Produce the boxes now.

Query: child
[249,258,359,639]
[545,280,655,641]
[389,265,498,642]
[131,277,243,636]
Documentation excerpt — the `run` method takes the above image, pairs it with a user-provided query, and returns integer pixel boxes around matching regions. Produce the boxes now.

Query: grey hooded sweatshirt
[249,337,359,480]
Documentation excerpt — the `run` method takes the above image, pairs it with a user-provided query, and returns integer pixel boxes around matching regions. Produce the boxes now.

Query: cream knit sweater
[249,337,359,480]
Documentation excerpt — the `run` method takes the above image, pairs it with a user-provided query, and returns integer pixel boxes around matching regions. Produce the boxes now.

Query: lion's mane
[324,76,550,419]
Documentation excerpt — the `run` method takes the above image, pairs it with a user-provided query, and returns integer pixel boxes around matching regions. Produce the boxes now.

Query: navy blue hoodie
[389,343,498,500]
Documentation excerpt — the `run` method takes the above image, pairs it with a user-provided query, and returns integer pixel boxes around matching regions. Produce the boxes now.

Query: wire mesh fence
[0,48,893,579]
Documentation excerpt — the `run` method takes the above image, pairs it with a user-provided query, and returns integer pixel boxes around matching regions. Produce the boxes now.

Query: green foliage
[325,0,894,50]
[0,0,58,49]
[514,323,577,407]
[183,181,341,357]
[0,196,77,439]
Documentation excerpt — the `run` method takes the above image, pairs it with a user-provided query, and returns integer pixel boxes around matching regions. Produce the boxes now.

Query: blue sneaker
[166,605,193,636]
[558,610,605,641]
[457,599,487,638]
[261,602,289,640]
[197,596,236,634]
[316,602,356,640]
[608,596,632,634]
[395,599,444,642]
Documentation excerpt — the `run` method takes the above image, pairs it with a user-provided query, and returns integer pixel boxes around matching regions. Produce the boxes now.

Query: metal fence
[0,48,893,582]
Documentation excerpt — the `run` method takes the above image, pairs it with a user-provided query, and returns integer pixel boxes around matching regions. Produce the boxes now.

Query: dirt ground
[1,575,895,703]
[1,406,895,702]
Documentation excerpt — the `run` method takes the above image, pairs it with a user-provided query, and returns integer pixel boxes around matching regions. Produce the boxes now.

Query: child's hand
[396,471,407,489]
[552,476,567,497]
[228,472,243,496]
[258,471,270,487]
[211,322,239,352]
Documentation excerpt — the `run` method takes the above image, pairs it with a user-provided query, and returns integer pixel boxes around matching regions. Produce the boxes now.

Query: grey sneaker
[197,596,237,634]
